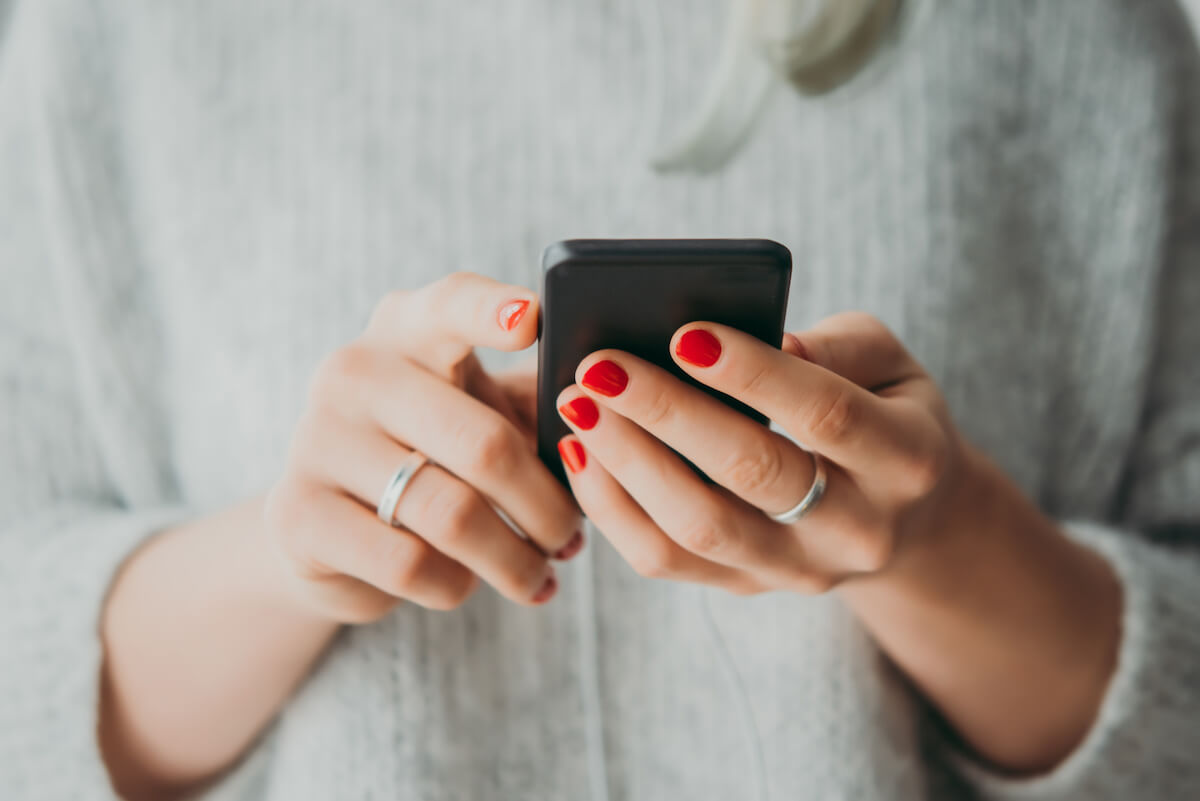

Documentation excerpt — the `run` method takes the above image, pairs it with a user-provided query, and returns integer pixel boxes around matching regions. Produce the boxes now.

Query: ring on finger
[768,450,827,525]
[376,450,431,527]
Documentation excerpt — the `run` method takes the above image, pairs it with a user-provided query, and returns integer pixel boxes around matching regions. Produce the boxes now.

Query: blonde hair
[653,0,908,173]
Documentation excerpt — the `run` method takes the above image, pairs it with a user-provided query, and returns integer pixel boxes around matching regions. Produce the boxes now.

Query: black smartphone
[537,239,792,485]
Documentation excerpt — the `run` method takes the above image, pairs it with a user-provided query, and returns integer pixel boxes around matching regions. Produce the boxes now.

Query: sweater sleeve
[0,4,271,797]
[949,524,1200,801]
[948,51,1200,800]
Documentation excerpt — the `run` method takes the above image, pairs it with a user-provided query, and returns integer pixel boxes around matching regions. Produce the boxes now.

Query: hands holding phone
[263,266,969,616]
[554,311,968,594]
[105,264,1118,789]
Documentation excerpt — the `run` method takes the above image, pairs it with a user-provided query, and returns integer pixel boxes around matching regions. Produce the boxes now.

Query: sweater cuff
[0,506,272,800]
[949,520,1200,801]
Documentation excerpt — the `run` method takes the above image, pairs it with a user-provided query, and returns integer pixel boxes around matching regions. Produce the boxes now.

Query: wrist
[837,446,1122,773]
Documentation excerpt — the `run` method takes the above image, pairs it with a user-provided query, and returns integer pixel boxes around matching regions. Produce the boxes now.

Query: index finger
[364,272,539,370]
[669,323,922,475]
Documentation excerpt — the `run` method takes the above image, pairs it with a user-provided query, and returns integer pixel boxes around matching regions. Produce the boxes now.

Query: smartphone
[537,239,792,485]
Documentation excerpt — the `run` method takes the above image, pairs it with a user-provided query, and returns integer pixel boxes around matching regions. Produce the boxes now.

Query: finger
[670,323,925,476]
[463,353,524,432]
[491,357,539,437]
[360,358,581,556]
[575,350,818,519]
[556,435,758,592]
[363,272,539,373]
[273,481,477,611]
[556,387,796,576]
[392,465,561,606]
[783,312,924,393]
[291,414,565,604]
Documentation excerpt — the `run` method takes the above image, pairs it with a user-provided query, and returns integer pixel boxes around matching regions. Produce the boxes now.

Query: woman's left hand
[554,311,973,594]
[557,310,1122,775]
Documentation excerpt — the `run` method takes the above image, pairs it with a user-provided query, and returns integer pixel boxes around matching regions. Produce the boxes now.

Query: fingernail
[581,360,628,397]
[554,530,585,560]
[533,572,558,603]
[675,329,722,368]
[498,299,530,331]
[558,438,587,473]
[558,397,599,430]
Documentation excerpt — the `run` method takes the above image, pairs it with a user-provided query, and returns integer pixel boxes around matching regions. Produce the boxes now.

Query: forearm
[99,497,339,800]
[839,447,1122,775]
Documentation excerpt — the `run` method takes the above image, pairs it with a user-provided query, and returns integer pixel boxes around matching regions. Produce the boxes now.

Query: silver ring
[768,450,827,525]
[376,450,430,527]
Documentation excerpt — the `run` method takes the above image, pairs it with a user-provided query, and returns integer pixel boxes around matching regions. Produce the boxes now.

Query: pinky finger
[558,436,755,591]
[270,484,478,614]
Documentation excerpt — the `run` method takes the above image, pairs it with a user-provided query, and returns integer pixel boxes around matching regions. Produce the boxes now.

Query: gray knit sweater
[2,1,1199,799]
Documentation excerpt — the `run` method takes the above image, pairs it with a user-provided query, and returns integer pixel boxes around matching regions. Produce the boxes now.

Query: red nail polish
[557,439,587,473]
[581,360,628,397]
[533,573,558,603]
[559,397,599,430]
[675,329,722,367]
[554,530,586,560]
[498,299,530,331]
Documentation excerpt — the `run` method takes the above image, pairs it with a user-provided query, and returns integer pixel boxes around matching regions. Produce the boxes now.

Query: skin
[557,311,1121,774]
[99,274,582,799]
[99,277,1120,798]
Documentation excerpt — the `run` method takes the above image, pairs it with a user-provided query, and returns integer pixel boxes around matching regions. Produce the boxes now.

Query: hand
[264,273,582,622]
[556,310,1122,773]
[553,311,963,594]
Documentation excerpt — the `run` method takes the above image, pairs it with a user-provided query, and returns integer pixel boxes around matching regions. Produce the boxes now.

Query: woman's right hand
[263,273,582,623]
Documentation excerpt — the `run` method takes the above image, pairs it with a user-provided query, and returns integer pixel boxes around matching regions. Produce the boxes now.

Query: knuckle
[902,434,950,497]
[384,539,433,596]
[720,438,786,496]
[460,420,522,476]
[833,512,894,573]
[850,528,895,572]
[629,541,681,580]
[800,389,858,444]
[416,480,484,545]
[368,290,412,331]
[675,507,734,557]
[426,574,477,611]
[846,312,907,365]
[639,387,677,428]
[840,311,890,338]
[430,271,473,306]
[737,363,774,399]
[310,344,375,407]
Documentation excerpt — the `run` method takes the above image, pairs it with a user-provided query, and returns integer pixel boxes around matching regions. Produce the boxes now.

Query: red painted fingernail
[675,329,722,367]
[558,397,599,430]
[558,439,587,473]
[498,299,530,331]
[581,360,628,397]
[554,530,586,560]
[533,573,558,603]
